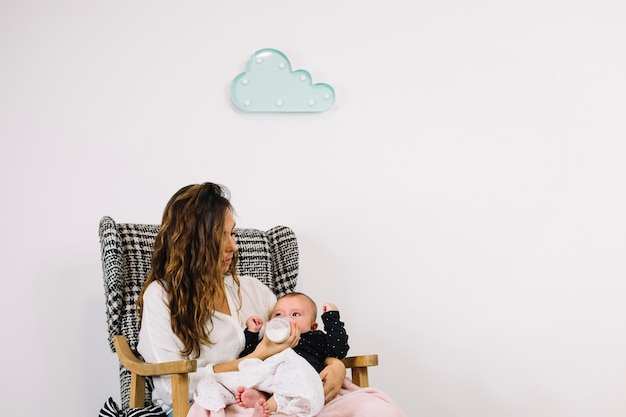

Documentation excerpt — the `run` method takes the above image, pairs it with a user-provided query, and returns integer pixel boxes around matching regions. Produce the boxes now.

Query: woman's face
[222,210,237,274]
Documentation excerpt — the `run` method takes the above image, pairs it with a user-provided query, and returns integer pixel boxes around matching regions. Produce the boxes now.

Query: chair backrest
[99,215,299,409]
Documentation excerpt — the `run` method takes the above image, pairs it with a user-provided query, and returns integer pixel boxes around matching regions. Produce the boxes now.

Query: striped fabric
[99,396,166,417]
[99,216,299,411]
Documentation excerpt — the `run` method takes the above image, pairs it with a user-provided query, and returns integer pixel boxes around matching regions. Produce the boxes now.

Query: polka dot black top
[240,310,350,373]
[293,310,350,373]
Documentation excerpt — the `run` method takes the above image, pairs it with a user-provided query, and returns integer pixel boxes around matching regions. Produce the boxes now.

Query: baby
[192,292,350,417]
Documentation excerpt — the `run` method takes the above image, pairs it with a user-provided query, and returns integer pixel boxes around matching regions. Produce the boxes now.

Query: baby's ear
[311,322,319,331]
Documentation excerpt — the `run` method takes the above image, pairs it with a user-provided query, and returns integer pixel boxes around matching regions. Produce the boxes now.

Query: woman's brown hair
[137,182,240,358]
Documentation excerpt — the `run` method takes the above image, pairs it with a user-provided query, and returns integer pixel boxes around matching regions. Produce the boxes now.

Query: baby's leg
[236,386,268,408]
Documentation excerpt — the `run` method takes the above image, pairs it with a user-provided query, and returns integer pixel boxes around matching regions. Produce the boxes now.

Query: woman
[137,182,406,417]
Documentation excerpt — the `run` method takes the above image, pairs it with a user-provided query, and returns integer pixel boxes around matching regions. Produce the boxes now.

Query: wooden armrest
[113,335,197,376]
[113,335,378,414]
[113,335,197,417]
[342,354,378,388]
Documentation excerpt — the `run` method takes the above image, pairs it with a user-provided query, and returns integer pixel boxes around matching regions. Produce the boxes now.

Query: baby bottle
[264,317,291,343]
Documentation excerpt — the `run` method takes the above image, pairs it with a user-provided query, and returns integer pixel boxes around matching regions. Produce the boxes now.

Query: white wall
[2,1,625,416]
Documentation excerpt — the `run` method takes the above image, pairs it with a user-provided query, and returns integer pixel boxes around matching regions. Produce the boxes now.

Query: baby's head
[271,292,318,333]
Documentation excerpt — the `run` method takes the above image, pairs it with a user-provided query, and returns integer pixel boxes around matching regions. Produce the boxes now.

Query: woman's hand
[320,357,346,403]
[214,322,300,374]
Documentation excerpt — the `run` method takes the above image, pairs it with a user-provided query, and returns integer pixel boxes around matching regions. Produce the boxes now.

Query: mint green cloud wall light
[231,48,335,113]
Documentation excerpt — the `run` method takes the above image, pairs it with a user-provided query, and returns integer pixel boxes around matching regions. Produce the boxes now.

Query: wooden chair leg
[342,354,378,388]
[350,367,369,388]
[171,373,191,417]
[129,373,146,408]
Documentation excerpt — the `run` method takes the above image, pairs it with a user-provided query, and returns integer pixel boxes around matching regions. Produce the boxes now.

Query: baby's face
[271,295,318,334]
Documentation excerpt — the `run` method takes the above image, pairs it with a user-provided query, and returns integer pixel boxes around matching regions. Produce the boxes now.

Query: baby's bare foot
[236,386,266,408]
[252,398,270,417]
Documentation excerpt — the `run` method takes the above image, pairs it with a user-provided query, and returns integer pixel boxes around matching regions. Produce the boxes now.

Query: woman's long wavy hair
[137,182,240,358]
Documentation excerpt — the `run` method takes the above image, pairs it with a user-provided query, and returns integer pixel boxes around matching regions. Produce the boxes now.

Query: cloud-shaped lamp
[231,48,335,113]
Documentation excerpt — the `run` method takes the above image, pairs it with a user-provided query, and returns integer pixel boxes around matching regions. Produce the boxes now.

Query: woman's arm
[320,357,347,403]
[213,320,301,373]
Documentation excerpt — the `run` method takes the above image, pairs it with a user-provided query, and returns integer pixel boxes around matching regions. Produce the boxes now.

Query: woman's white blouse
[137,274,277,413]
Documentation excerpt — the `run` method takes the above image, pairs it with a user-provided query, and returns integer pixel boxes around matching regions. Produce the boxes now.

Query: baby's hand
[322,303,338,313]
[246,315,264,332]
